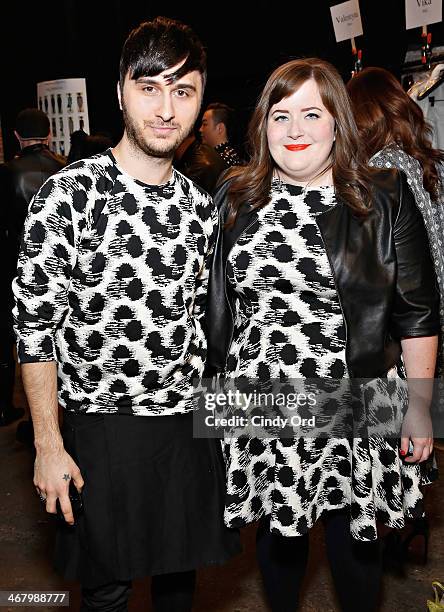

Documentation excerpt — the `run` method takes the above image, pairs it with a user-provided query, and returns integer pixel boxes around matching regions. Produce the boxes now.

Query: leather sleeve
[204,182,233,374]
[391,171,440,338]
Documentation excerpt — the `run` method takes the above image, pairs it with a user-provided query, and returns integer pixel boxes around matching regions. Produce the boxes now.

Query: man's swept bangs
[119,17,207,89]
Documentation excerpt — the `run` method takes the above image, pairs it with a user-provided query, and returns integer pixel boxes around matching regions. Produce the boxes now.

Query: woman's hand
[399,335,437,463]
[400,407,433,463]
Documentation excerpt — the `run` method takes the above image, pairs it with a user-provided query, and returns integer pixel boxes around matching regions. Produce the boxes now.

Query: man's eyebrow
[135,77,196,92]
[135,77,158,84]
[172,82,196,92]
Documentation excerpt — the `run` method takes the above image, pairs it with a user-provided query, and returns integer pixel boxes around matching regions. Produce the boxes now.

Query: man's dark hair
[15,108,50,139]
[206,103,235,139]
[119,16,206,91]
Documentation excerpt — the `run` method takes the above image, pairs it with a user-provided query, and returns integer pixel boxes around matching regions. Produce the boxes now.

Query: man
[13,17,239,611]
[0,108,64,429]
[199,102,243,167]
[174,131,226,193]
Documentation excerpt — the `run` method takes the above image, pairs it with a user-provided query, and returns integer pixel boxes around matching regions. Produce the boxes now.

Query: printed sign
[330,0,363,43]
[406,0,442,30]
[37,78,90,158]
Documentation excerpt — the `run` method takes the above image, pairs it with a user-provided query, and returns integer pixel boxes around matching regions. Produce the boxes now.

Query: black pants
[256,512,382,612]
[81,570,196,612]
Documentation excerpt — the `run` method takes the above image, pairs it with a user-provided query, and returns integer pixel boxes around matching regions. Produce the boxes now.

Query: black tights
[81,570,196,612]
[256,512,382,612]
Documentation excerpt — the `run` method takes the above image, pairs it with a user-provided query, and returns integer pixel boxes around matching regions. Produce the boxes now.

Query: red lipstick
[284,144,311,151]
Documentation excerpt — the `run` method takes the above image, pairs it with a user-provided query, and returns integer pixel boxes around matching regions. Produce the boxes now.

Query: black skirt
[54,411,240,588]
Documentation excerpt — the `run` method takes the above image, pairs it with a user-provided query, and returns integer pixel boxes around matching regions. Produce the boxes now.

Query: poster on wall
[405,0,442,30]
[37,78,90,157]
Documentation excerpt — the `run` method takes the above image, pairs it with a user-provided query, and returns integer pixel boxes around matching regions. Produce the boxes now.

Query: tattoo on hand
[62,473,71,481]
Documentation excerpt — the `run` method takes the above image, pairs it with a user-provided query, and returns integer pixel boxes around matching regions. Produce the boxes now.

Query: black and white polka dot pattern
[226,181,346,380]
[13,150,218,415]
[222,181,429,540]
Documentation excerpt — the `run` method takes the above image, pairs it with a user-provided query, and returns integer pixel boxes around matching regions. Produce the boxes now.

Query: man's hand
[34,447,84,525]
[20,363,84,525]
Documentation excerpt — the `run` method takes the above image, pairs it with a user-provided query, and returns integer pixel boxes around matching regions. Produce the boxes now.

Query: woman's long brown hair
[347,67,444,200]
[225,58,373,227]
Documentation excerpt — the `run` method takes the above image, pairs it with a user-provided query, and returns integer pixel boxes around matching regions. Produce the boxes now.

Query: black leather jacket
[0,143,65,261]
[0,143,65,314]
[175,139,227,194]
[206,169,440,378]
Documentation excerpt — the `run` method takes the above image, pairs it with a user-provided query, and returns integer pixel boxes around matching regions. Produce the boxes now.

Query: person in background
[0,108,65,432]
[348,65,444,569]
[66,128,88,164]
[67,132,114,162]
[206,58,439,612]
[347,67,444,368]
[199,102,243,167]
[174,131,226,193]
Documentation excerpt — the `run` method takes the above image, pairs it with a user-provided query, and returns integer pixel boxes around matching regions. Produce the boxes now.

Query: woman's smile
[284,144,311,151]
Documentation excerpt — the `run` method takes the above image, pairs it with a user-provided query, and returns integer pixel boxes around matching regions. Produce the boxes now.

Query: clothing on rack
[408,64,444,149]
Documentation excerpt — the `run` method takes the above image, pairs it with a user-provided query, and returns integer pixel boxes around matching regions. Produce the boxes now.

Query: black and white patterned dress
[223,180,429,541]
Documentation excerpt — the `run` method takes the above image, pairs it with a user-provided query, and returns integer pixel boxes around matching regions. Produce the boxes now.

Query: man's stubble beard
[122,99,195,160]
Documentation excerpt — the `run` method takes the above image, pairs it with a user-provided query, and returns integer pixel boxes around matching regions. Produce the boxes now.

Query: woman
[206,58,439,612]
[347,67,444,364]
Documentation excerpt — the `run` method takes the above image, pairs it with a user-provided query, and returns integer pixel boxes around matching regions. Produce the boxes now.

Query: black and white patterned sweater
[13,150,218,415]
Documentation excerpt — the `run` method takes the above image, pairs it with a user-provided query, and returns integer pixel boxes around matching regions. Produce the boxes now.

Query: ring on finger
[37,490,47,503]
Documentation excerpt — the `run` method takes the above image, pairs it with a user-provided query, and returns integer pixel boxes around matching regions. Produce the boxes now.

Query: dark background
[1,0,443,159]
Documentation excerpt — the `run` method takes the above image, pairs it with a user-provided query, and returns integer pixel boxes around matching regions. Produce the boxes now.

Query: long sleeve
[391,173,440,338]
[204,182,237,373]
[12,175,82,363]
[370,147,444,331]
